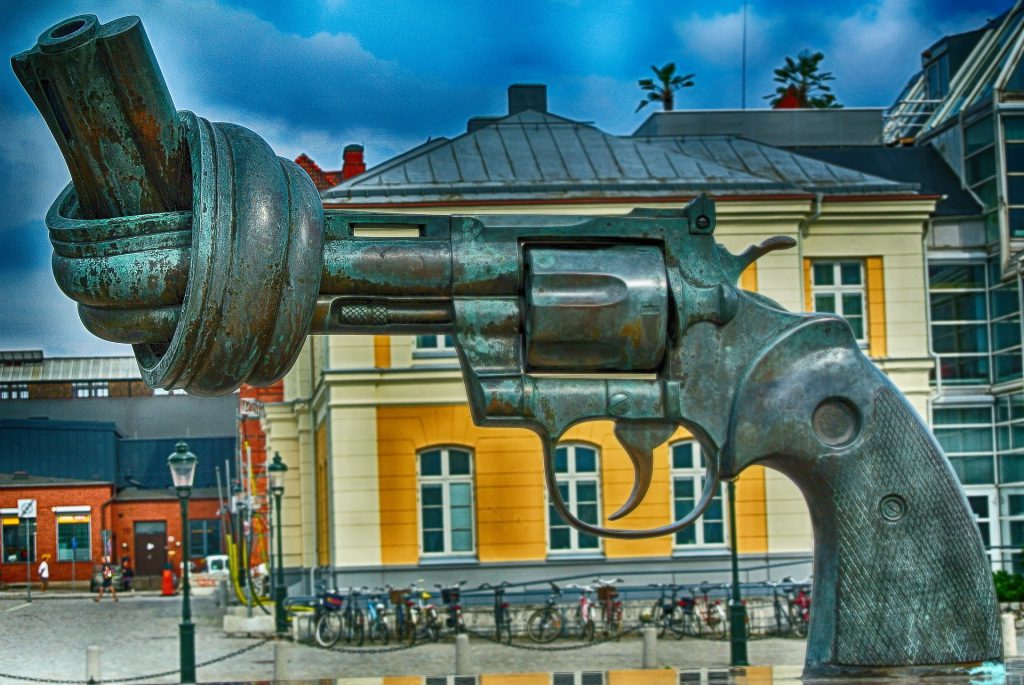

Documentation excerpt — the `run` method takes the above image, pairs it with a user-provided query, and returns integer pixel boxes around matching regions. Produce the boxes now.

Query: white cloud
[675,7,779,68]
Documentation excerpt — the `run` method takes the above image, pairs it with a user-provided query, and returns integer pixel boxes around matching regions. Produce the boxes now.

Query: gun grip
[727,319,1001,676]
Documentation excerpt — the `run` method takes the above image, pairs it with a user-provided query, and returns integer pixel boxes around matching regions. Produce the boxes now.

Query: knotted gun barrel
[16,14,1004,676]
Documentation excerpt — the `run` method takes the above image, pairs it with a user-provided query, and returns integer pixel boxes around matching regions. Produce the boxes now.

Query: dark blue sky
[0,0,1011,357]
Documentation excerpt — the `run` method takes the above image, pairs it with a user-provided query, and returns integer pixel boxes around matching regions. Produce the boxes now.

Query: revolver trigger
[610,420,677,521]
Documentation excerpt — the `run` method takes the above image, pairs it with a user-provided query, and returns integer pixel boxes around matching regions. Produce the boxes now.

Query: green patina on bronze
[14,14,1002,676]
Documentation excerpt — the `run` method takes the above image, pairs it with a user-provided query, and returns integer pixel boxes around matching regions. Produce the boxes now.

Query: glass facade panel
[967,149,996,184]
[929,263,986,289]
[930,292,986,321]
[966,115,995,153]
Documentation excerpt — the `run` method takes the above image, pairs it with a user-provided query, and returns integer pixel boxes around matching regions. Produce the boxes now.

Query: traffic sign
[17,499,36,519]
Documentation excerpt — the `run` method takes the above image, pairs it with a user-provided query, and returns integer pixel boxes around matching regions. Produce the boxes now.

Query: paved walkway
[0,593,811,683]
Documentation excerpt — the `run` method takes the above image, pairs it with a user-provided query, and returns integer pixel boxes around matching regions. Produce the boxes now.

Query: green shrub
[993,570,1024,602]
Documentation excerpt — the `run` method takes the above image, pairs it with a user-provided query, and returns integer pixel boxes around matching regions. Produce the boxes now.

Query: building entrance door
[134,521,167,576]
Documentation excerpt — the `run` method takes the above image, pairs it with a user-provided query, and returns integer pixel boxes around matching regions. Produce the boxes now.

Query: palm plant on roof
[766,50,841,109]
[636,63,695,113]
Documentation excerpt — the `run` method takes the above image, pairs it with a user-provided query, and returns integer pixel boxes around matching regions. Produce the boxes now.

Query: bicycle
[567,583,597,641]
[308,588,347,648]
[402,581,440,644]
[437,580,468,636]
[526,581,564,643]
[338,586,365,646]
[478,581,514,644]
[649,582,694,639]
[594,577,623,641]
[366,587,390,644]
[782,576,811,637]
[694,581,727,639]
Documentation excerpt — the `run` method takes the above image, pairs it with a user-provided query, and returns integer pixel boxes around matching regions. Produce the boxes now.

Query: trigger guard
[542,437,720,540]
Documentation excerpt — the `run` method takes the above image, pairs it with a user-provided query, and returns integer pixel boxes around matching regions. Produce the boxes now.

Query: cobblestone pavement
[0,592,813,683]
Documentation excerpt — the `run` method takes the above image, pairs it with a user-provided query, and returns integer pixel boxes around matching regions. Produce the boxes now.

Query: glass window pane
[814,294,836,313]
[449,483,471,506]
[812,263,834,286]
[1009,176,1024,206]
[703,522,725,544]
[675,526,696,546]
[450,506,471,529]
[842,293,863,316]
[931,323,988,353]
[929,263,985,289]
[933,406,991,424]
[451,530,472,552]
[1005,117,1024,142]
[549,527,571,550]
[1009,209,1024,238]
[1007,144,1024,174]
[968,495,990,518]
[975,180,998,211]
[672,443,693,469]
[578,532,599,549]
[443,335,454,348]
[846,316,865,340]
[448,450,471,475]
[938,354,990,384]
[574,447,597,473]
[967,115,995,152]
[990,286,1020,318]
[554,447,568,474]
[1009,493,1024,515]
[421,484,442,506]
[422,507,444,529]
[840,263,862,285]
[557,482,569,501]
[416,335,437,349]
[966,148,996,184]
[423,530,444,553]
[930,292,987,321]
[1002,457,1024,484]
[674,479,694,499]
[993,320,1022,350]
[576,482,596,503]
[420,451,442,476]
[949,456,994,484]
[577,504,599,524]
[705,496,723,519]
[934,426,993,452]
[995,350,1023,384]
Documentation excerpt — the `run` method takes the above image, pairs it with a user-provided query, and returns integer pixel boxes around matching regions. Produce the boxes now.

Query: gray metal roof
[0,356,140,383]
[324,110,793,203]
[643,137,917,194]
[323,110,913,204]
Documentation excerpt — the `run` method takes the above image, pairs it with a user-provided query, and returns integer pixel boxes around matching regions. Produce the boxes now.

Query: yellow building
[264,89,936,589]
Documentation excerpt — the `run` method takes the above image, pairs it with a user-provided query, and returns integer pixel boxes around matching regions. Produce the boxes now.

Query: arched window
[670,441,725,548]
[548,443,601,553]
[418,447,474,556]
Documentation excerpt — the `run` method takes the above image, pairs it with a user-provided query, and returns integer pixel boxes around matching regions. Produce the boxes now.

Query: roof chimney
[508,84,547,115]
[342,144,366,180]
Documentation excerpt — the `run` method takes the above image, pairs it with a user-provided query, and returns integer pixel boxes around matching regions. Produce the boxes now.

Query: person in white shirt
[38,554,50,591]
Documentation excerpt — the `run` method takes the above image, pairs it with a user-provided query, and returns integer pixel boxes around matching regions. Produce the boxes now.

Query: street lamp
[267,452,288,635]
[168,441,197,684]
[728,480,749,666]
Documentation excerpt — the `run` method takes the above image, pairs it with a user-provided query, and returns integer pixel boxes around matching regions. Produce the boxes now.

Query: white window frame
[964,486,1000,568]
[56,513,91,562]
[546,443,603,554]
[810,260,868,345]
[1001,487,1024,572]
[417,447,475,557]
[414,334,457,358]
[0,383,28,400]
[670,441,727,550]
[72,381,109,398]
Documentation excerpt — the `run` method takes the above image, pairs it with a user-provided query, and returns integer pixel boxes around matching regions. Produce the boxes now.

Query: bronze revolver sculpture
[14,14,1001,676]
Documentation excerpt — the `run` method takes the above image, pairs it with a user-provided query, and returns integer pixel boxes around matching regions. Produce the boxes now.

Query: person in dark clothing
[94,555,118,603]
[121,557,134,592]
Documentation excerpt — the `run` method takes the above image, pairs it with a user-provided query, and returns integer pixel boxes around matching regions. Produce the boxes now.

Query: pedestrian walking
[94,556,118,602]
[121,556,134,592]
[37,554,50,591]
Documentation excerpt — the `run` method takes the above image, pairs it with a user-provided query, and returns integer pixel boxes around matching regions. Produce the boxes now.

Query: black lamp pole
[169,441,197,684]
[268,453,289,635]
[728,480,749,666]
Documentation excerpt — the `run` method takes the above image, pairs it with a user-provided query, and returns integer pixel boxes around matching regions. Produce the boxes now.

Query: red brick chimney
[342,144,366,179]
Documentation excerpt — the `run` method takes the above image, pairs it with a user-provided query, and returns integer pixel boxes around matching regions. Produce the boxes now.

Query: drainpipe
[797,193,824,310]
[923,215,943,398]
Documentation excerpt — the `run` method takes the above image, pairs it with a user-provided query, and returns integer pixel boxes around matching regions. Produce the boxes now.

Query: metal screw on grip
[812,397,860,447]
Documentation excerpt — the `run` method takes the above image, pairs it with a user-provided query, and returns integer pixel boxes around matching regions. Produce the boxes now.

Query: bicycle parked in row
[437,581,467,636]
[478,581,513,644]
[594,577,624,641]
[526,581,564,643]
[401,581,440,644]
[647,582,697,638]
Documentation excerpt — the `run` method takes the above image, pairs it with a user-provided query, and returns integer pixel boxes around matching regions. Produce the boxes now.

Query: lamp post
[168,441,197,684]
[728,480,749,666]
[267,452,288,635]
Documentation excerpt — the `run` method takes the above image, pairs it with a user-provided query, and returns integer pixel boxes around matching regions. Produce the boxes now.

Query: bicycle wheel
[427,617,440,642]
[377,618,391,645]
[526,608,561,643]
[315,612,343,648]
[403,618,417,645]
[651,603,667,638]
[609,608,623,642]
[352,609,366,646]
[500,615,513,644]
